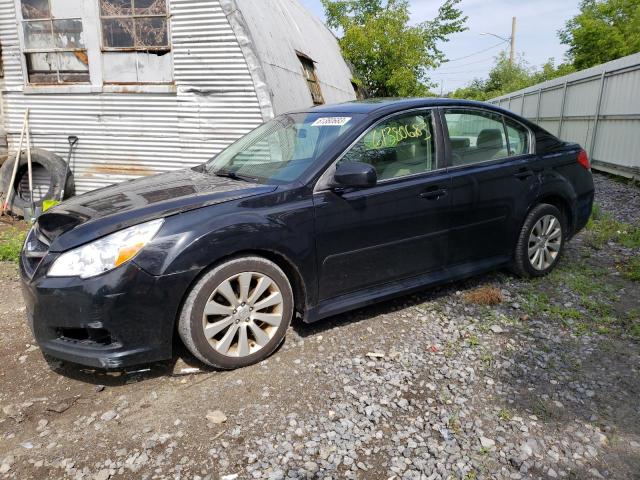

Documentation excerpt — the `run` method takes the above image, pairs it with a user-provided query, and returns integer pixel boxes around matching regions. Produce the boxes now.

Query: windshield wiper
[214,170,251,182]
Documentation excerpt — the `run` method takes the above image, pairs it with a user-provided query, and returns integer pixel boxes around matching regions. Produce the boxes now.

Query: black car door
[441,107,541,266]
[313,109,451,301]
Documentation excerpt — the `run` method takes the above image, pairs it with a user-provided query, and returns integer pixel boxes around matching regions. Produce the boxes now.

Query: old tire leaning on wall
[0,148,74,217]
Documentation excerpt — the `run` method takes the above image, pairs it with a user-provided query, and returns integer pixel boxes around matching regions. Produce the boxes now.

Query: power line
[430,70,488,76]
[433,54,502,71]
[443,40,509,63]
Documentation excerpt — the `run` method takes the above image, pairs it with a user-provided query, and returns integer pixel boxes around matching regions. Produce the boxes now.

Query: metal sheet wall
[0,0,264,194]
[490,52,640,177]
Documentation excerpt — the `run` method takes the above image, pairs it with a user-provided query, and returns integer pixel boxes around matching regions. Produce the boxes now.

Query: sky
[298,0,581,93]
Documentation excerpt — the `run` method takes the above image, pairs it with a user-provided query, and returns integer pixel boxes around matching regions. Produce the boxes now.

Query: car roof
[292,97,545,133]
[297,98,506,116]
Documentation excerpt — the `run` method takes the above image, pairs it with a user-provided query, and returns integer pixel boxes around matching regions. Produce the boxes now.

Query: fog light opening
[57,327,113,346]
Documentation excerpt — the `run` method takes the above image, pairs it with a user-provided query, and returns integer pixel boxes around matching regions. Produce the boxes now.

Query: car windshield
[205,112,363,184]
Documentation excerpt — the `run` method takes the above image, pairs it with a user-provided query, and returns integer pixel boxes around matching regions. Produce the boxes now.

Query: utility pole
[481,18,517,65]
[510,16,516,65]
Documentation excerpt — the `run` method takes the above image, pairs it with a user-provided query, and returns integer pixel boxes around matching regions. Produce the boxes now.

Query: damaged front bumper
[20,253,195,369]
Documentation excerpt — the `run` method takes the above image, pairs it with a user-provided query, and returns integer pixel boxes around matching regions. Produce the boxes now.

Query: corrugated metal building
[490,52,640,178]
[0,0,356,194]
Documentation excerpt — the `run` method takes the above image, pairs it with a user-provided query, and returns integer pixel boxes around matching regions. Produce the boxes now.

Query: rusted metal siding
[490,52,640,178]
[0,0,265,194]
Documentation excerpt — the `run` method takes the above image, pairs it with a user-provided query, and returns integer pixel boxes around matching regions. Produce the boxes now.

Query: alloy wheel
[202,272,283,357]
[528,214,562,271]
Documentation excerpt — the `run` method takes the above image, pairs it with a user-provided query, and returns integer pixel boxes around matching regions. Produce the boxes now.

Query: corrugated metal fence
[490,52,640,178]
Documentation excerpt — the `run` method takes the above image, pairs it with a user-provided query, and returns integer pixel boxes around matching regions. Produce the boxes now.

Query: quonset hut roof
[221,0,356,118]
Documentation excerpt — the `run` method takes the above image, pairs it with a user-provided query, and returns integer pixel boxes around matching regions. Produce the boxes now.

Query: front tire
[512,203,566,278]
[178,256,294,369]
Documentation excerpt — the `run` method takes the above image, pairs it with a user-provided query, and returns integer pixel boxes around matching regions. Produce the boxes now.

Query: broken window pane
[134,0,166,16]
[100,0,133,16]
[24,20,53,50]
[25,52,58,83]
[102,18,135,48]
[21,0,50,20]
[53,19,85,49]
[26,51,89,83]
[58,51,90,82]
[135,17,167,47]
[297,55,324,105]
[58,51,89,71]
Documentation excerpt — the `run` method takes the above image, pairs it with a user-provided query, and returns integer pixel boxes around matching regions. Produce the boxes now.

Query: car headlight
[48,219,164,279]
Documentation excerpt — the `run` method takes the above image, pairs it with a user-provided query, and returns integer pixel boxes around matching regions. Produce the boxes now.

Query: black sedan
[20,99,594,370]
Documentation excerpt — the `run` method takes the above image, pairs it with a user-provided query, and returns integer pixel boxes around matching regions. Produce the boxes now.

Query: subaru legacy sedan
[20,99,594,370]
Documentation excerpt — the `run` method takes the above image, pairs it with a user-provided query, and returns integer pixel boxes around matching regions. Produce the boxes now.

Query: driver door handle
[420,187,448,201]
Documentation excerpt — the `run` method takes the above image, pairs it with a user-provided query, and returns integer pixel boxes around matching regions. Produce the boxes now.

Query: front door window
[339,111,436,181]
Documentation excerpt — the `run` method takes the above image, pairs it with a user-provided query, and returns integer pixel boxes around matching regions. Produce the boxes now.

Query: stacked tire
[0,148,74,217]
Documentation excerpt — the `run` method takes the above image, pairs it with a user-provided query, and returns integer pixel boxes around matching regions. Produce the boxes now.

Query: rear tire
[178,256,293,369]
[512,203,566,278]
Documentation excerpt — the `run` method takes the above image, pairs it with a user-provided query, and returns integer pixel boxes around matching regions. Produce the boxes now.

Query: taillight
[577,149,591,170]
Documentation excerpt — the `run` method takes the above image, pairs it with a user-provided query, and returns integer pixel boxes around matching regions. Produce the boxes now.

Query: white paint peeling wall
[0,0,354,193]
[229,0,356,115]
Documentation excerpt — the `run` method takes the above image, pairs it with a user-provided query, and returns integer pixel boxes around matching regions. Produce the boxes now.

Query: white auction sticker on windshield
[311,117,352,127]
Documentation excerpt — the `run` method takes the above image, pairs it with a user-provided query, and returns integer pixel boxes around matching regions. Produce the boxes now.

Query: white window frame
[15,0,175,94]
[99,0,170,52]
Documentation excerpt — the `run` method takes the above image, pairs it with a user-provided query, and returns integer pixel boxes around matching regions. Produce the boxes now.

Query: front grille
[22,225,50,278]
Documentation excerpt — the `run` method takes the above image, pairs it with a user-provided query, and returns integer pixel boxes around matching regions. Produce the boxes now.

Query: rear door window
[504,117,530,156]
[443,109,509,167]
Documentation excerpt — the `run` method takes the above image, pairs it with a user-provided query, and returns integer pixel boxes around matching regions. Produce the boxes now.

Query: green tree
[449,53,575,100]
[559,0,640,70]
[322,0,467,97]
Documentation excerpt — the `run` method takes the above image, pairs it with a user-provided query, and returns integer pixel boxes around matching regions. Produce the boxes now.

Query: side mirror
[332,162,377,189]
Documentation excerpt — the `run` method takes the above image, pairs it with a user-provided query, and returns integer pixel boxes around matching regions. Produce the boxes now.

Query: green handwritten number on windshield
[370,123,431,149]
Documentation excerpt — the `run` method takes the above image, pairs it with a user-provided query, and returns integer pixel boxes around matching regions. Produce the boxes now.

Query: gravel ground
[0,173,639,480]
[592,174,640,226]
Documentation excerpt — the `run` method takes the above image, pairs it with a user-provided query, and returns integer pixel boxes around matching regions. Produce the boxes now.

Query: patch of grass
[550,262,609,297]
[448,413,462,434]
[0,226,27,262]
[522,291,550,316]
[518,257,637,339]
[621,257,640,282]
[498,407,513,421]
[480,351,493,368]
[548,305,581,321]
[620,309,640,340]
[467,334,480,347]
[463,285,503,306]
[532,399,552,421]
[629,323,640,340]
[443,341,461,359]
[585,212,640,249]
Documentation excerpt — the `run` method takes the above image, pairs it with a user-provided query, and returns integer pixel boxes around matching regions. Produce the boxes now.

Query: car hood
[37,168,276,252]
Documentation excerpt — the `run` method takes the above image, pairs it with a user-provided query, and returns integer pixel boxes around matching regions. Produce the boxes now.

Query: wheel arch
[533,193,574,236]
[172,248,309,337]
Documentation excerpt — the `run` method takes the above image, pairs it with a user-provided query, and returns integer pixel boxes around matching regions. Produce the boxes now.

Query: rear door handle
[420,188,448,201]
[514,167,534,180]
